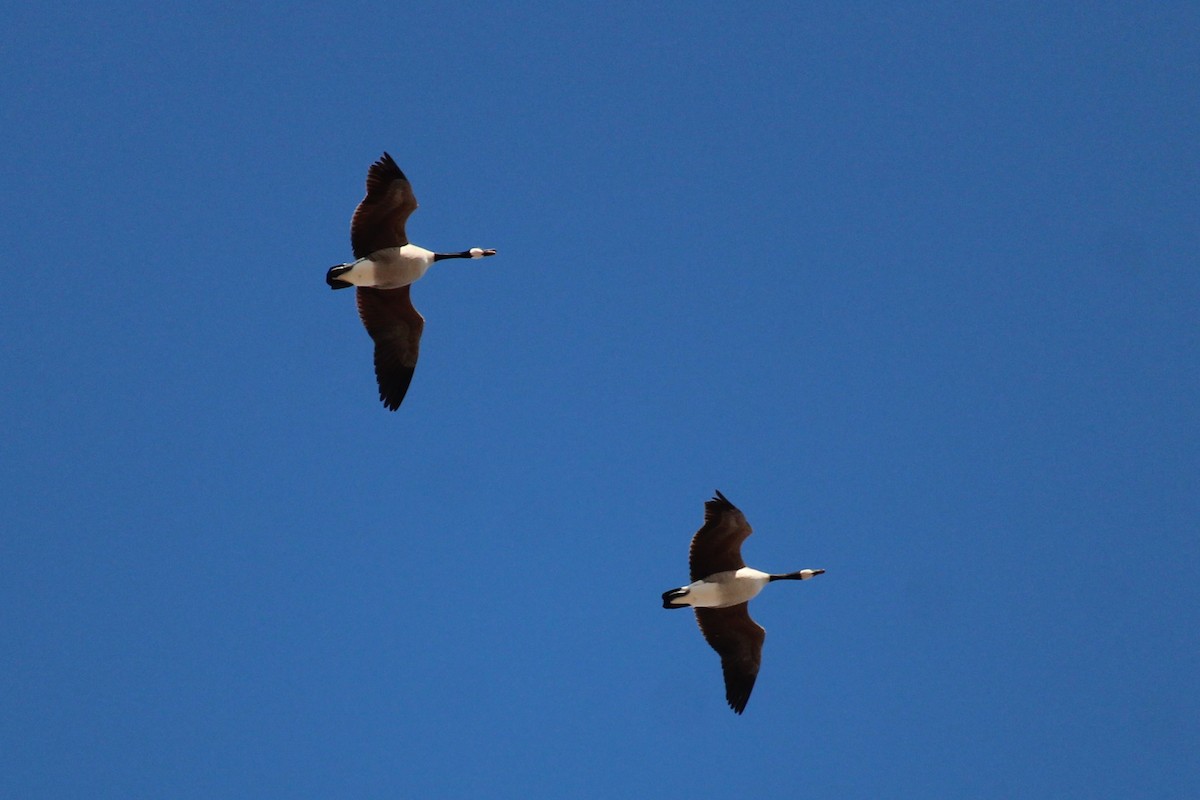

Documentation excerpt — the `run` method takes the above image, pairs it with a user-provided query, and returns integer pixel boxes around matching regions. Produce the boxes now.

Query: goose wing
[350,152,418,258]
[356,286,425,410]
[688,490,753,582]
[694,603,765,714]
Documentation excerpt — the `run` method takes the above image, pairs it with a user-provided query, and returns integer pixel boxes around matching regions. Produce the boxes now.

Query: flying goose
[326,152,496,410]
[662,490,825,714]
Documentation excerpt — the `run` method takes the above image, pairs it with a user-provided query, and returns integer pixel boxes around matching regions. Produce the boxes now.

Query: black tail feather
[326,264,353,290]
[662,588,689,609]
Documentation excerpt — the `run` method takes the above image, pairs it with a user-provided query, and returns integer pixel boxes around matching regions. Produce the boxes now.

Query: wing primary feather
[694,604,765,714]
[350,153,419,258]
[355,286,425,410]
[689,491,753,582]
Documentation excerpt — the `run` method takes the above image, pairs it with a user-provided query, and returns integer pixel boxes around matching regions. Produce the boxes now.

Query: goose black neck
[433,250,474,261]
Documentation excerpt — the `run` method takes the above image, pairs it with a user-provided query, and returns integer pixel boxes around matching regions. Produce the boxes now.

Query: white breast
[685,568,771,608]
[340,245,436,289]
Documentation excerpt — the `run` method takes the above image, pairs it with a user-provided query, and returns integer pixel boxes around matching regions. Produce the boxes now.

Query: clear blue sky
[3,2,1197,797]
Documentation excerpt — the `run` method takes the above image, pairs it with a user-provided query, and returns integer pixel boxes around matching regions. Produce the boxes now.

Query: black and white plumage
[326,153,496,410]
[662,491,825,714]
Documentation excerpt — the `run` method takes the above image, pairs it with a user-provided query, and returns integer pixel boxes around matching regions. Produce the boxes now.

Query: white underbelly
[344,245,434,289]
[686,569,770,608]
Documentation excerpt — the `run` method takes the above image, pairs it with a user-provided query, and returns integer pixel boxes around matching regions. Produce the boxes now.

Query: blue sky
[2,2,1197,797]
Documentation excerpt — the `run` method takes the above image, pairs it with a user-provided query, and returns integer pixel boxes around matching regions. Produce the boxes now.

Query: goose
[662,490,824,714]
[326,152,496,410]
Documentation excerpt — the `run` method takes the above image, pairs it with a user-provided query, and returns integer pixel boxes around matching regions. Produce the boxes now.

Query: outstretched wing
[694,603,765,714]
[688,490,753,582]
[350,152,418,258]
[356,286,425,410]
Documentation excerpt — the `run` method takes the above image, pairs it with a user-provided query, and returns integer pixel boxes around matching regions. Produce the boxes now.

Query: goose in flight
[326,152,496,410]
[662,490,825,714]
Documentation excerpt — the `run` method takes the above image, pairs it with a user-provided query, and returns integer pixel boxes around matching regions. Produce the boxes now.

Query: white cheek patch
[469,247,484,258]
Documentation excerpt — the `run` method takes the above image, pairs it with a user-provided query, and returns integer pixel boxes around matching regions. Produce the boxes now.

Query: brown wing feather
[695,603,765,714]
[688,490,753,582]
[350,152,419,258]
[356,286,425,410]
